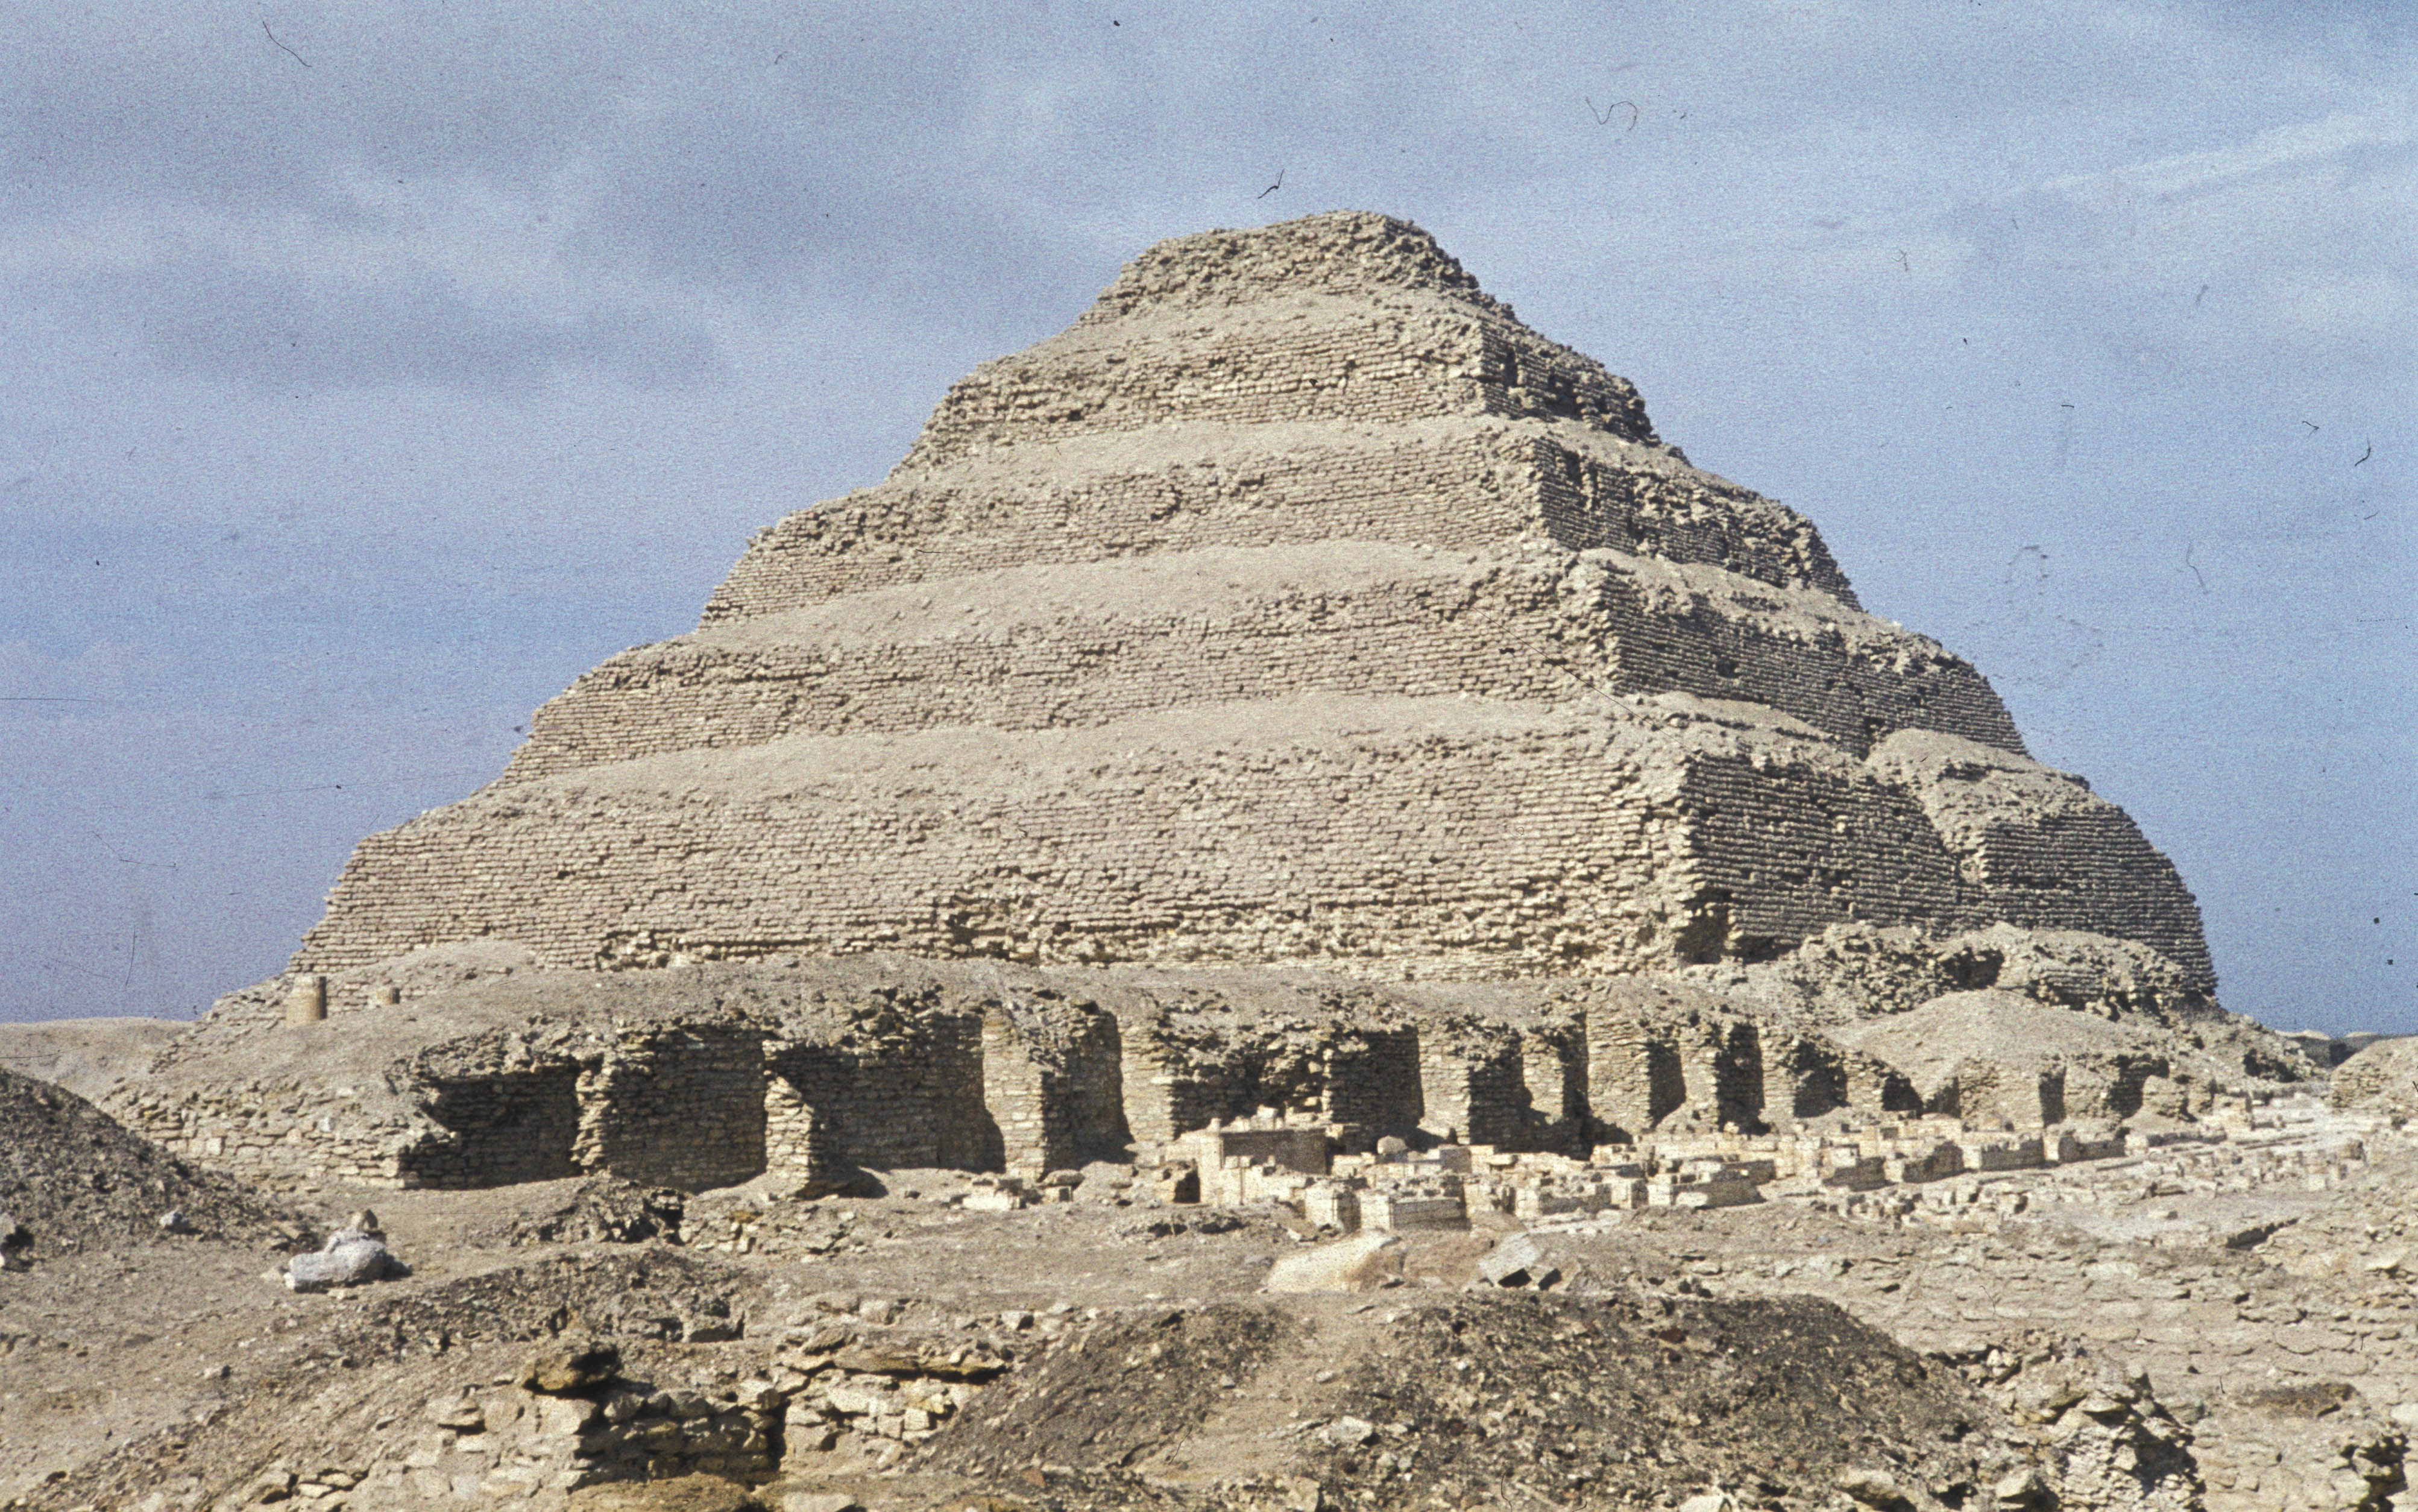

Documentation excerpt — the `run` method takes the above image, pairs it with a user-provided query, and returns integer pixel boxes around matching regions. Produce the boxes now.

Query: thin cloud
[120,258,723,391]
[2035,107,2417,204]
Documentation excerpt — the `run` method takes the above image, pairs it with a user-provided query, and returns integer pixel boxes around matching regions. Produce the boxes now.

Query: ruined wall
[1320,1025,1425,1135]
[572,1027,766,1191]
[405,1066,583,1187]
[761,1075,837,1189]
[145,936,2270,1201]
[768,1012,994,1174]
[1869,732,2217,991]
[1116,1018,1221,1148]
[978,999,1127,1174]
[1585,1007,1686,1144]
[107,1079,424,1190]
[1583,995,1828,1143]
[1117,1009,1425,1148]
[1520,1028,1588,1153]
[1416,1019,1530,1147]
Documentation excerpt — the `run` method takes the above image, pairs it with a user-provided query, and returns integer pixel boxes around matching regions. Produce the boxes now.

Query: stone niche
[403,1065,583,1188]
[382,994,1141,1192]
[768,1010,998,1176]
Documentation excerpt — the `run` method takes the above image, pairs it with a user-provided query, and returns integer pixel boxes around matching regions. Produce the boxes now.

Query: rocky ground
[2,1056,2413,1512]
[0,1066,304,1265]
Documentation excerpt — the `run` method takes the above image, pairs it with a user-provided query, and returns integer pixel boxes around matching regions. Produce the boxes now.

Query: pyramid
[294,212,2213,993]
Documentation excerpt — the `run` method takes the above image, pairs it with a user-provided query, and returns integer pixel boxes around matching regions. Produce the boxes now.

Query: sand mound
[917,1291,2011,1509]
[0,1065,296,1261]
[2332,1036,2418,1123]
[1836,989,2173,1123]
[0,1016,184,1101]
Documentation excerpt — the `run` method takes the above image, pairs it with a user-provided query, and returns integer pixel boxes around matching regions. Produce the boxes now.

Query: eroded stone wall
[507,544,2015,786]
[768,1010,994,1174]
[409,1066,582,1187]
[573,1027,767,1191]
[299,696,2202,987]
[895,295,1658,468]
[140,935,2291,1199]
[704,423,1853,626]
[979,998,1127,1174]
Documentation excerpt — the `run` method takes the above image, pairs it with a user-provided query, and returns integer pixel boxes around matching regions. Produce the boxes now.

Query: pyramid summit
[294,210,2213,994]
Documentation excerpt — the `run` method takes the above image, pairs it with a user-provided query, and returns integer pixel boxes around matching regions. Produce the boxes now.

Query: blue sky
[2,1,2410,1030]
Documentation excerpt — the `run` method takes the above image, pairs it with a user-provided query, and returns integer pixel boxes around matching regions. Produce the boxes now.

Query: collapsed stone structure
[131,212,2299,1201]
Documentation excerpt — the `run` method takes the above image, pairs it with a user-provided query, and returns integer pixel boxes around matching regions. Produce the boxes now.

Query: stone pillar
[371,984,401,1007]
[981,1011,1052,1176]
[284,974,327,1027]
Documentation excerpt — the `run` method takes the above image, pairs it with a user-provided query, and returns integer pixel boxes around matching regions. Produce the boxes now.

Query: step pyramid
[295,212,2213,992]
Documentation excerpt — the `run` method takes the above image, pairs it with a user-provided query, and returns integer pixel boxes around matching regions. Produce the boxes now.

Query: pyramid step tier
[705,418,1855,624]
[508,544,2020,784]
[299,695,2209,990]
[899,283,1655,470]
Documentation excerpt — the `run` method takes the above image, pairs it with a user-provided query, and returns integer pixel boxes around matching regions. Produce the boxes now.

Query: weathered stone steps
[704,417,1856,623]
[509,543,2017,783]
[297,695,2196,983]
[898,286,1656,468]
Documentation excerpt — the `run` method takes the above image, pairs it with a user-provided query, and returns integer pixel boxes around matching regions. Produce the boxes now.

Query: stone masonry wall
[1318,1025,1425,1135]
[978,999,1127,1174]
[1581,995,1913,1144]
[894,294,1657,470]
[139,943,2271,1199]
[1521,1027,1589,1153]
[1416,1018,1529,1147]
[704,421,1853,626]
[406,1066,583,1187]
[506,544,2015,786]
[296,696,2207,989]
[109,1078,426,1191]
[1115,1019,1217,1148]
[572,1027,767,1191]
[1869,732,2217,991]
[1116,1010,1426,1145]
[769,1013,995,1175]
[288,704,1716,980]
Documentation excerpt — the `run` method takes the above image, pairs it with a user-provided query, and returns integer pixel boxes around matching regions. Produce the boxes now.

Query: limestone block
[284,975,327,1027]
